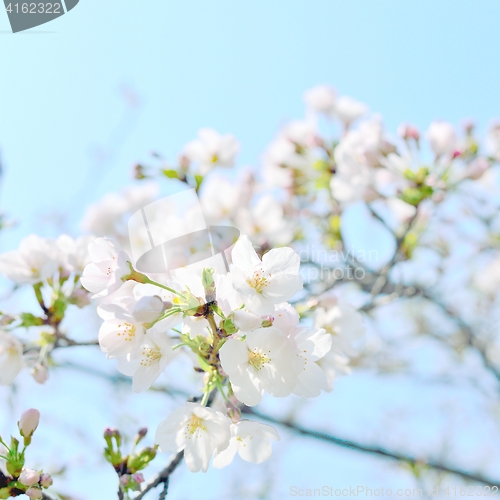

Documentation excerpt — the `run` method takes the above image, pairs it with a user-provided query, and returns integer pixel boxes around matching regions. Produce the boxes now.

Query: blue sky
[1,1,500,497]
[1,0,500,247]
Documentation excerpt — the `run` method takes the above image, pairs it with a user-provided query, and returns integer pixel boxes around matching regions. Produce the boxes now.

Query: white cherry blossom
[117,330,173,392]
[155,402,231,472]
[80,237,131,297]
[426,121,457,157]
[0,235,58,284]
[219,327,300,406]
[229,235,303,315]
[304,85,337,116]
[289,326,332,397]
[213,420,280,468]
[184,128,240,174]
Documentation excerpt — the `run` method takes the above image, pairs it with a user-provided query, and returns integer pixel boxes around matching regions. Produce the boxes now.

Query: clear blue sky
[1,0,500,247]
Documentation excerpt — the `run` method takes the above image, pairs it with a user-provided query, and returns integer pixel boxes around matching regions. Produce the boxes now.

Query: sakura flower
[0,331,24,386]
[314,303,365,357]
[229,235,303,315]
[80,237,131,297]
[155,402,231,473]
[272,302,300,334]
[213,421,280,468]
[57,234,94,275]
[117,330,173,392]
[0,235,58,284]
[97,299,145,358]
[426,121,457,157]
[334,96,368,127]
[235,196,294,247]
[289,326,332,397]
[219,327,300,406]
[304,85,337,116]
[184,128,240,174]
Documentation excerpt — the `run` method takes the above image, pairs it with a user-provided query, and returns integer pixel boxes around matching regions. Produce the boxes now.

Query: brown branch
[133,451,184,500]
[244,408,500,487]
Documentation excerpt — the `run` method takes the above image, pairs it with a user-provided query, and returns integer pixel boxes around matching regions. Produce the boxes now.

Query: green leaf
[162,169,179,179]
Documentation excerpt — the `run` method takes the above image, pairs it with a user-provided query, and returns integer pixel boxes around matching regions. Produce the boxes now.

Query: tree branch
[243,408,500,487]
[134,451,184,500]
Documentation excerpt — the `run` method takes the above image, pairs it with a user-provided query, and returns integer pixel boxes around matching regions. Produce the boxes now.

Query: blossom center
[247,268,270,293]
[187,414,206,435]
[116,322,137,342]
[140,346,162,366]
[247,348,270,370]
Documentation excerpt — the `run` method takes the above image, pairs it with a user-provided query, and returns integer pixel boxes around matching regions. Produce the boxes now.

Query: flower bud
[398,123,420,142]
[18,409,40,439]
[26,487,42,500]
[119,474,131,486]
[31,365,49,384]
[39,473,53,489]
[132,473,144,484]
[132,296,165,324]
[19,469,40,486]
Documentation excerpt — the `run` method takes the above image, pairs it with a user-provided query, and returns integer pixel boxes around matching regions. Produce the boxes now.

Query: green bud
[19,313,45,328]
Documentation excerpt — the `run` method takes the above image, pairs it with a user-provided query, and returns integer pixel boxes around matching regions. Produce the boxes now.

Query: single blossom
[314,303,365,357]
[155,402,231,472]
[304,85,337,116]
[80,237,131,297]
[229,235,303,315]
[289,326,332,397]
[0,331,24,386]
[184,128,240,174]
[334,95,368,127]
[117,330,173,392]
[426,121,457,157]
[219,327,300,406]
[0,235,58,284]
[213,420,280,468]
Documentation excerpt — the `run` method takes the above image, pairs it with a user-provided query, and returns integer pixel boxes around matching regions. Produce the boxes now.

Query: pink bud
[19,468,40,486]
[18,409,40,438]
[31,365,49,384]
[398,123,420,141]
[452,150,461,158]
[40,473,53,488]
[132,473,145,484]
[26,487,43,500]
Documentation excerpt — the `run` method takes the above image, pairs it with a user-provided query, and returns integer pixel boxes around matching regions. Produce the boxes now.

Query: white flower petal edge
[213,420,280,468]
[155,403,231,473]
[80,237,131,297]
[219,327,300,406]
[229,235,303,315]
[0,331,24,386]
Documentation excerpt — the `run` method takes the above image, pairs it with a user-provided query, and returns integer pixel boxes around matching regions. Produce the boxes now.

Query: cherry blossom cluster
[0,409,53,499]
[79,233,365,473]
